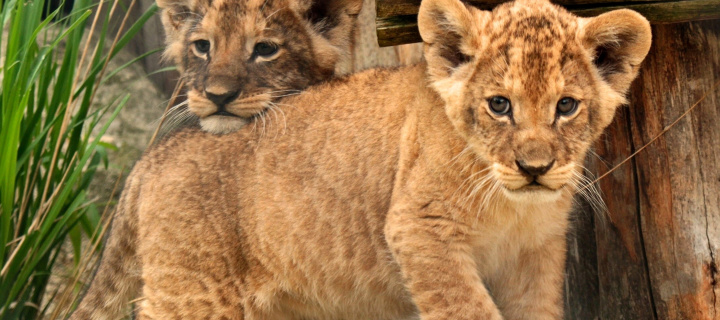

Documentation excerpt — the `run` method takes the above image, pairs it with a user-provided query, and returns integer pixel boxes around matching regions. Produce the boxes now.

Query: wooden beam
[376,0,720,46]
[376,0,696,18]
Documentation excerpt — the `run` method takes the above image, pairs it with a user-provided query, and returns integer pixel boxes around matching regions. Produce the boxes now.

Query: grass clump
[0,0,156,318]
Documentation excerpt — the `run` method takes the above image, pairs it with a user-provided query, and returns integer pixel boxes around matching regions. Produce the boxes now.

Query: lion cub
[159,0,362,134]
[71,0,360,318]
[92,0,651,318]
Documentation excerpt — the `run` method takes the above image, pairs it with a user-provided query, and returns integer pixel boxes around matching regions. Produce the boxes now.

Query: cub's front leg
[385,203,503,320]
[135,173,246,319]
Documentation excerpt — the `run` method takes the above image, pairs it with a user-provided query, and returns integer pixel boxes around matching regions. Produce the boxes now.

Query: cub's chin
[199,115,250,134]
[501,184,563,204]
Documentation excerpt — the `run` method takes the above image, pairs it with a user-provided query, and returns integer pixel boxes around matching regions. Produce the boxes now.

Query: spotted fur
[76,0,651,318]
[160,0,362,134]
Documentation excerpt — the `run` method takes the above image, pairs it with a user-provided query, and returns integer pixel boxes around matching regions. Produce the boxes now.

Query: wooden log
[377,0,670,18]
[375,0,720,46]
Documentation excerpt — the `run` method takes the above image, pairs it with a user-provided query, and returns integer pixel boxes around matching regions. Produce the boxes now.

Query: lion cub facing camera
[159,0,362,134]
[95,0,651,318]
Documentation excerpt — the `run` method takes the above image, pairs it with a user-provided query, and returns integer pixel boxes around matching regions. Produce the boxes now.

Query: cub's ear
[157,0,194,68]
[579,9,652,94]
[296,0,363,34]
[418,0,484,78]
[293,0,363,69]
[156,0,192,31]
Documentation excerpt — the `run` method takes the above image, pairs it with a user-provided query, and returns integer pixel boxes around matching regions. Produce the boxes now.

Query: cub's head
[418,0,651,201]
[158,0,362,134]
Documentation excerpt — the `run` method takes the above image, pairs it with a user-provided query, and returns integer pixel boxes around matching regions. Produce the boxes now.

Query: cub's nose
[516,159,555,177]
[205,89,239,107]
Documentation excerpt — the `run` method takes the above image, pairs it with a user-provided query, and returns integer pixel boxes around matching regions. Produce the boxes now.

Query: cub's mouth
[188,90,277,134]
[501,181,563,203]
[212,110,240,117]
[527,180,542,187]
[512,181,556,192]
[200,106,272,135]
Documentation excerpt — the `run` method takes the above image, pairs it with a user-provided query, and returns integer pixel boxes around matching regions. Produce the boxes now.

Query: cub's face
[418,0,651,201]
[158,0,360,134]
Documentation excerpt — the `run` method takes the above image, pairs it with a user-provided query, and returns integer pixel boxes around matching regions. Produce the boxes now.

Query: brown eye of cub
[488,96,511,115]
[194,40,210,55]
[557,97,578,116]
[253,42,278,58]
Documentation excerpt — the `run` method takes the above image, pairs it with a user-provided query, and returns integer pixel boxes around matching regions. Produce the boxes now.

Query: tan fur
[159,0,362,134]
[70,0,361,318]
[76,0,651,318]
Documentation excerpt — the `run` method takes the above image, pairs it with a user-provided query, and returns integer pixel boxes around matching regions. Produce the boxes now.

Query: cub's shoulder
[139,127,247,174]
[296,64,425,102]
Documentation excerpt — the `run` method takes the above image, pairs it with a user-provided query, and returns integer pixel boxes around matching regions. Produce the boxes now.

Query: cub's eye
[488,96,512,115]
[557,97,579,116]
[253,42,278,58]
[193,40,211,55]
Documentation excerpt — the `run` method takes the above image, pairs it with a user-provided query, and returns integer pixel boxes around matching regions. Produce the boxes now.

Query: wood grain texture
[376,15,422,48]
[625,20,720,319]
[377,0,668,18]
[375,0,720,46]
[590,107,656,319]
[562,20,719,319]
[564,199,600,320]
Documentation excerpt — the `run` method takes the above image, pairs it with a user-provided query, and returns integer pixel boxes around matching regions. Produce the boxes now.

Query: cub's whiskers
[267,102,288,136]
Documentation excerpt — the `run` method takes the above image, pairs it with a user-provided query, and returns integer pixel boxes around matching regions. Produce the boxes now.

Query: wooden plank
[377,0,421,19]
[563,199,600,320]
[377,0,669,18]
[375,0,720,46]
[627,20,720,319]
[589,108,656,319]
[572,0,720,22]
[376,15,422,48]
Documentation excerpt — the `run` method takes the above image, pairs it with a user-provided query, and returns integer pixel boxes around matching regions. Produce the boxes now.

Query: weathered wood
[624,20,720,319]
[562,20,720,319]
[572,0,720,23]
[376,15,422,48]
[589,108,657,319]
[375,0,720,46]
[563,199,600,320]
[377,0,667,18]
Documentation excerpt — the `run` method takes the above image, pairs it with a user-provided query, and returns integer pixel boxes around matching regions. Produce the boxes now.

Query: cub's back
[145,64,425,181]
[138,65,425,319]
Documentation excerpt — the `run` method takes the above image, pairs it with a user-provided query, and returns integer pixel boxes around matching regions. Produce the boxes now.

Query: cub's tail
[69,172,142,320]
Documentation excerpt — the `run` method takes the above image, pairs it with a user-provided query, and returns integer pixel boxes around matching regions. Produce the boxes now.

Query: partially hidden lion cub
[85,0,651,318]
[70,0,360,318]
[160,0,362,134]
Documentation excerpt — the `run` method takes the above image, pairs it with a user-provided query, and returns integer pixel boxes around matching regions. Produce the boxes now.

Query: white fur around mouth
[212,110,240,117]
[501,184,562,203]
[199,115,250,134]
